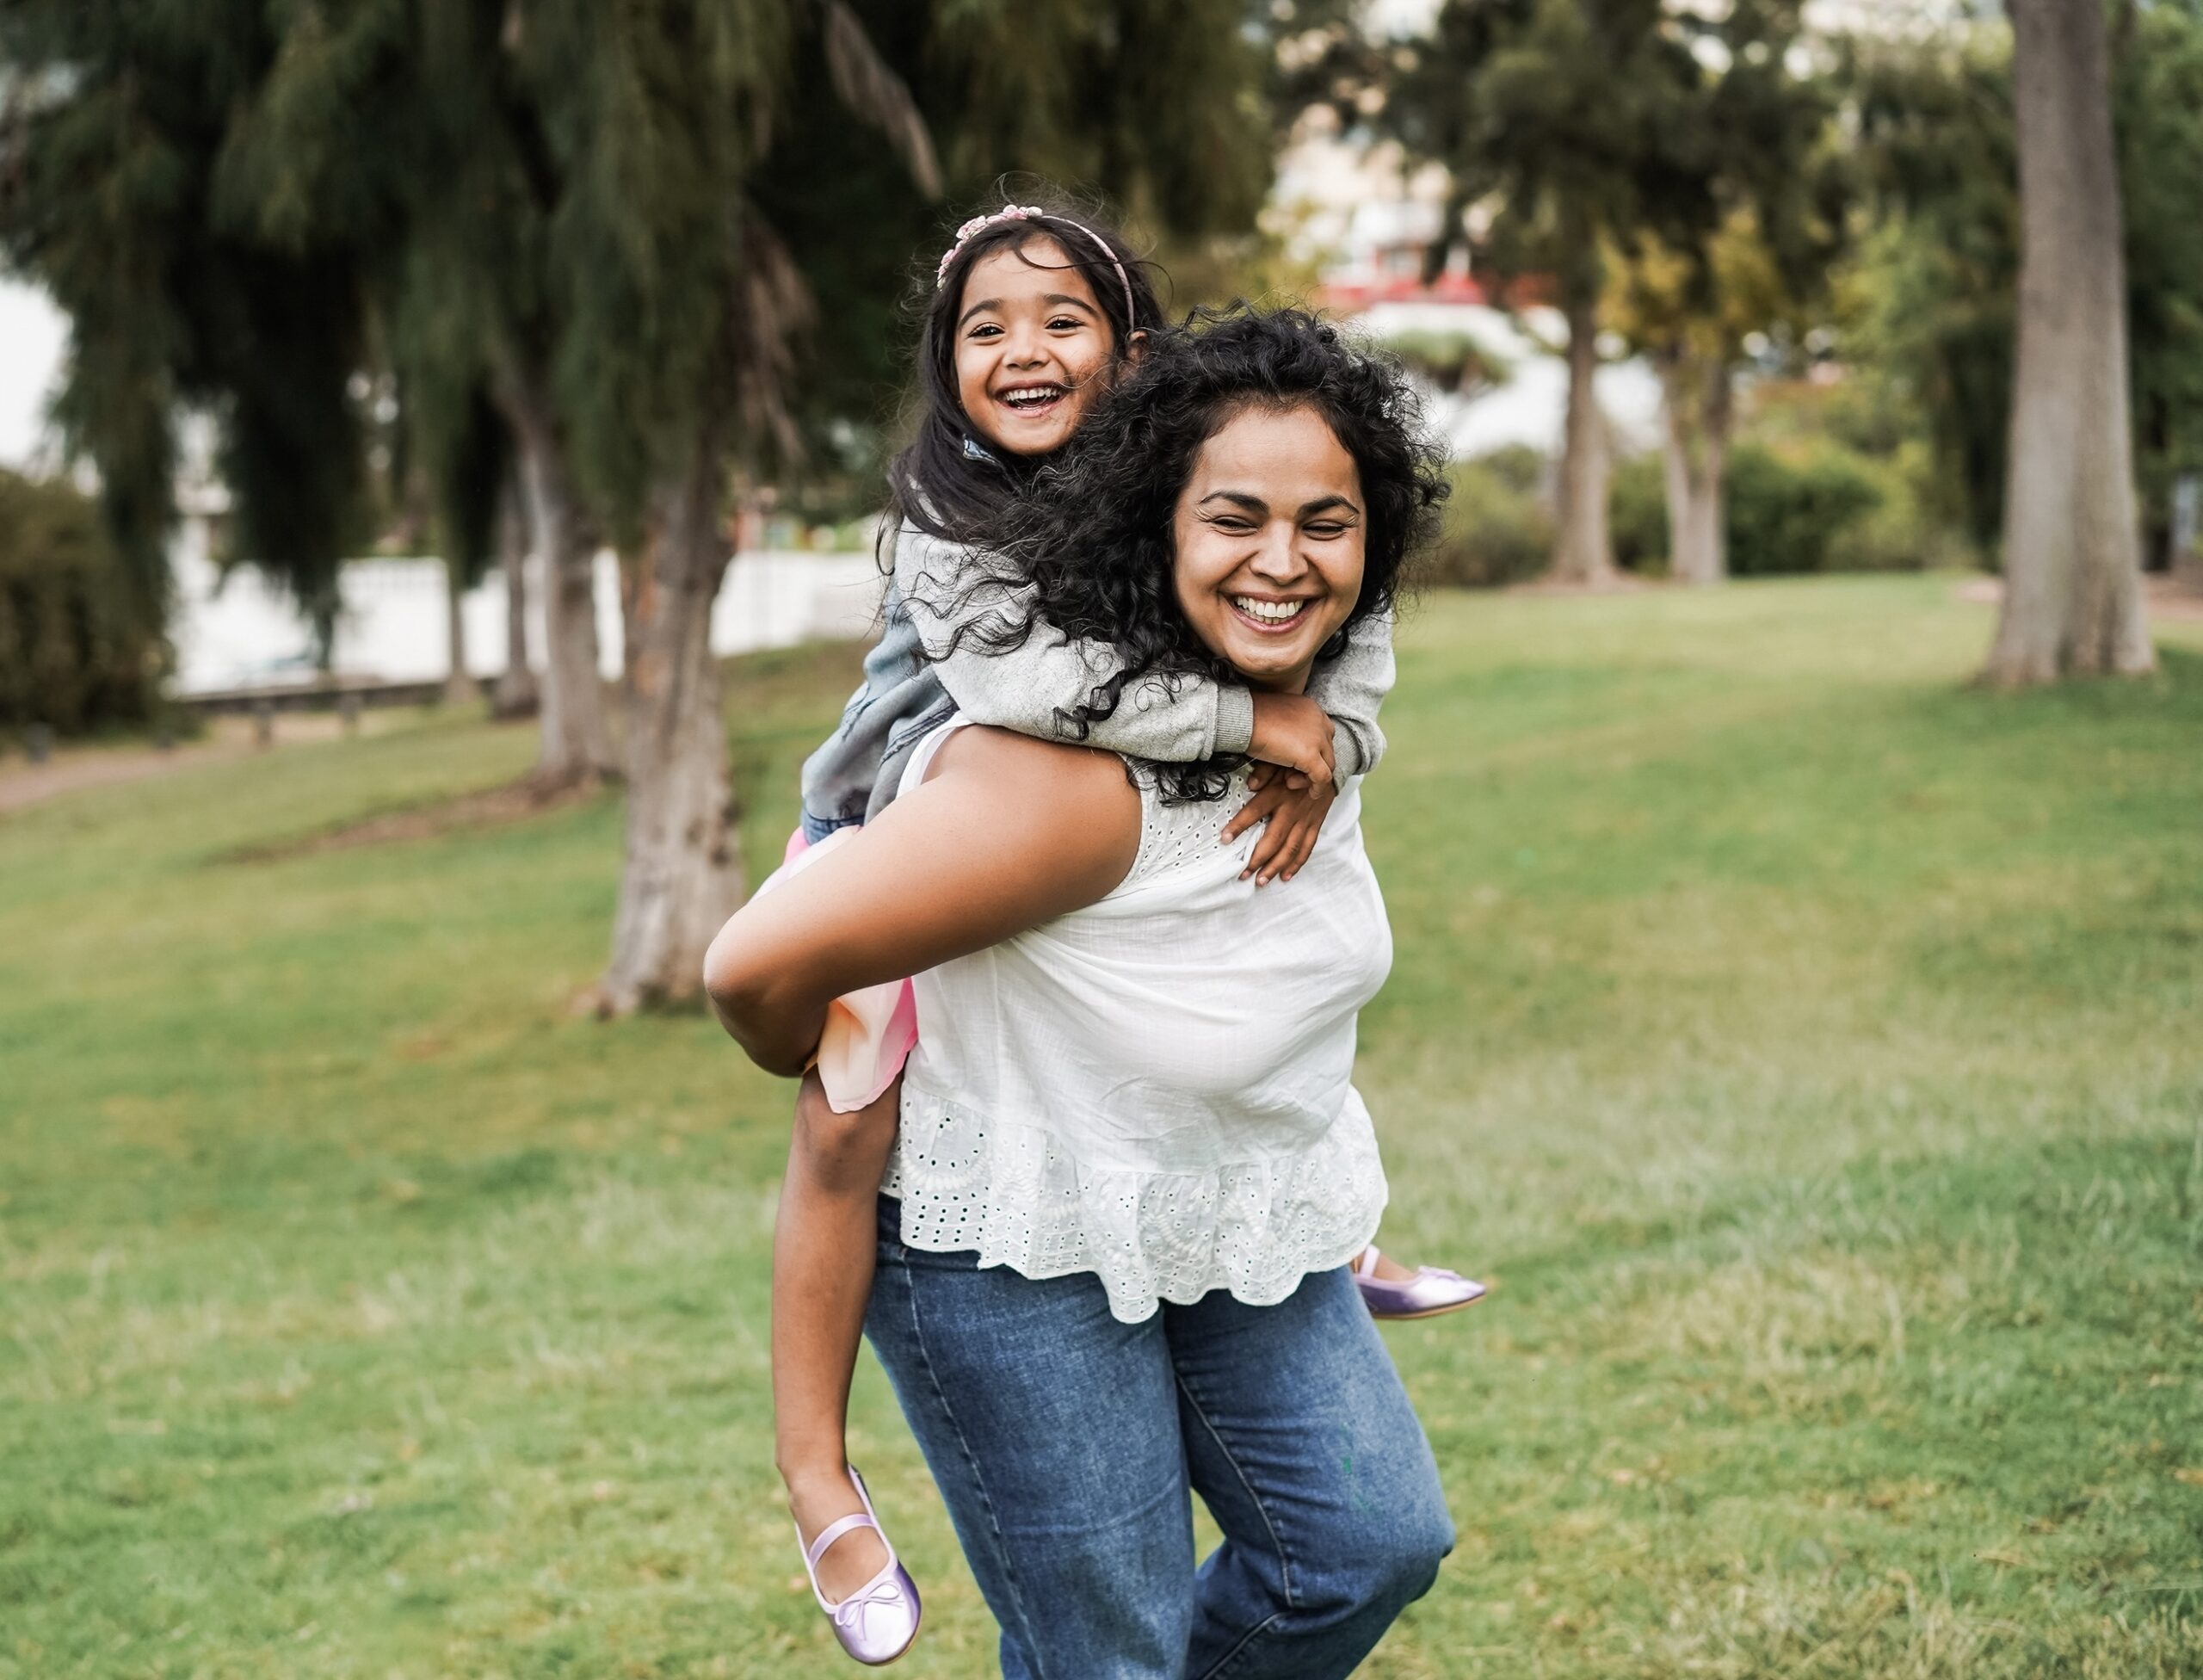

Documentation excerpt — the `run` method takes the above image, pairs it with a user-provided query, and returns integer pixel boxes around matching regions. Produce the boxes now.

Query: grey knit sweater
[799,522,1395,831]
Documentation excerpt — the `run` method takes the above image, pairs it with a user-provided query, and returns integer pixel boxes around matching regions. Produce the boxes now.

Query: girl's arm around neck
[1305,606,1396,780]
[897,528,1256,763]
[703,726,1142,1076]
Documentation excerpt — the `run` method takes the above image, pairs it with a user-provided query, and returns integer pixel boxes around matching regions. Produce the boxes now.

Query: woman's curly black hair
[950,306,1450,802]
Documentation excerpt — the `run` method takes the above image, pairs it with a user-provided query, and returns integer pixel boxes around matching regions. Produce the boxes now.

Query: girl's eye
[1047,316,1085,331]
[967,323,1002,339]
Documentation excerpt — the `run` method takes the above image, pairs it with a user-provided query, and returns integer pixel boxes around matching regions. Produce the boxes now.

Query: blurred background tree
[8,0,2195,995]
[0,0,372,662]
[1989,0,2151,682]
[0,468,164,736]
[1384,0,1706,584]
[1851,0,2194,681]
[1602,0,1848,586]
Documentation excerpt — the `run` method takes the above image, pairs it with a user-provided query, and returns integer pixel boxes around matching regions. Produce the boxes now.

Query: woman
[706,309,1454,1677]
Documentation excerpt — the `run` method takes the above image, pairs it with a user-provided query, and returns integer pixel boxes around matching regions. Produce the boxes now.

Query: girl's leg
[774,1070,901,1599]
[864,1195,1195,1680]
[1165,1265,1455,1679]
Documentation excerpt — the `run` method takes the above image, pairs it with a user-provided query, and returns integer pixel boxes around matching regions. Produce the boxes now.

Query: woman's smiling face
[953,237,1120,458]
[1171,404,1366,693]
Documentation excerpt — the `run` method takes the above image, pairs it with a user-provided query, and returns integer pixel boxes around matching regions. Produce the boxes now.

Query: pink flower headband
[934,205,1137,326]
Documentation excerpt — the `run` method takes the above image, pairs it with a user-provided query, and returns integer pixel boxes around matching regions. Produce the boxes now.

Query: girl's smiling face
[953,237,1124,458]
[1171,403,1367,694]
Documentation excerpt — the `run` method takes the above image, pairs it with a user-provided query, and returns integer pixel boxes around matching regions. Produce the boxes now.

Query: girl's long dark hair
[886,191,1166,547]
[964,306,1450,802]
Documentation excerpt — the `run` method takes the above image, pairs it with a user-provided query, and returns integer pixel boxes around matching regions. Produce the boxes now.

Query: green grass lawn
[3,576,2200,1678]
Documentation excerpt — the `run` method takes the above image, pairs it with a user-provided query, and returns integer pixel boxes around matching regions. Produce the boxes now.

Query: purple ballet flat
[796,1466,923,1666]
[1354,1245,1489,1320]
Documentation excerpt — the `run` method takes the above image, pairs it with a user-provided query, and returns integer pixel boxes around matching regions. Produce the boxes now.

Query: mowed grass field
[3,575,2201,1679]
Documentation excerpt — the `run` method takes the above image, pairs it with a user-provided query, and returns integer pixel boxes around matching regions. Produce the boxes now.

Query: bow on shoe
[834,1572,912,1640]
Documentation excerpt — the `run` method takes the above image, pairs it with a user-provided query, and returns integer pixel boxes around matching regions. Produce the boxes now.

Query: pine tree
[0,1,373,660]
[7,0,1278,1015]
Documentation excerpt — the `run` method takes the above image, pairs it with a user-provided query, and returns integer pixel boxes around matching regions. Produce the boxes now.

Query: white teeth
[999,385,1064,408]
[1233,596,1307,623]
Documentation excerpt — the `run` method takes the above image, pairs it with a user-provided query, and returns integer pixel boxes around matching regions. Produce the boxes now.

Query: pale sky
[0,277,66,472]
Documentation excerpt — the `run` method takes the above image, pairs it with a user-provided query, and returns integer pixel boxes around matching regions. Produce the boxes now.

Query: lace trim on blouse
[882,1084,1389,1323]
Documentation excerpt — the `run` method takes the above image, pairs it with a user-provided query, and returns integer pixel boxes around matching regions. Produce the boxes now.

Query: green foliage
[4,587,2203,1674]
[1724,443,1883,577]
[0,469,164,734]
[1386,0,1705,311]
[2117,3,2203,563]
[1426,447,1553,588]
[926,0,1269,241]
[1614,438,1927,578]
[0,0,373,654]
[1377,329,1512,396]
[1848,41,2018,553]
[1610,451,1670,574]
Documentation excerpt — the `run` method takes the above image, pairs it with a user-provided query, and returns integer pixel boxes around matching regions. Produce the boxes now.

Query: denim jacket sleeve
[797,572,951,830]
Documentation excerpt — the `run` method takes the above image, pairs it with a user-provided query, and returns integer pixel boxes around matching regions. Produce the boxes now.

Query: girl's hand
[1224,771,1340,886]
[1247,691,1336,790]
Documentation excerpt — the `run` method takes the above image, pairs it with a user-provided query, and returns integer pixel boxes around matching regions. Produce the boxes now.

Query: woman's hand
[1223,772,1339,885]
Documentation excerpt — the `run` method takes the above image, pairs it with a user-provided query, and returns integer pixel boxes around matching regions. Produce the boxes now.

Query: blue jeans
[799,808,858,846]
[864,1196,1454,1679]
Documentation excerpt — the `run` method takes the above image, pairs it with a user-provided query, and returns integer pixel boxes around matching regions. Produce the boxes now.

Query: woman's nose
[1249,523,1305,582]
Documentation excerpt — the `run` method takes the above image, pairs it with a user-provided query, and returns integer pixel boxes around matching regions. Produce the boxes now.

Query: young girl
[730,198,1482,1665]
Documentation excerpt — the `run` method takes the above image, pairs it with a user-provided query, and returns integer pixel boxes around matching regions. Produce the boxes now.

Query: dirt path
[1955,571,2203,621]
[0,713,388,817]
[0,737,246,815]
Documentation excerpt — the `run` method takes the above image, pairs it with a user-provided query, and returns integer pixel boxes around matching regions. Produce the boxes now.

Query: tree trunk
[596,439,743,1015]
[441,558,478,706]
[491,467,540,720]
[1661,349,1732,586]
[1988,0,2154,684]
[502,374,618,780]
[1552,292,1615,584]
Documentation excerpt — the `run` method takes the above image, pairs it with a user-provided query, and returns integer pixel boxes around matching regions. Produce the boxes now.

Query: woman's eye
[1305,522,1347,539]
[1211,517,1257,534]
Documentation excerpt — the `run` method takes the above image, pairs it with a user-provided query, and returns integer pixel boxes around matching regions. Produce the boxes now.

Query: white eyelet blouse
[880,717,1392,1322]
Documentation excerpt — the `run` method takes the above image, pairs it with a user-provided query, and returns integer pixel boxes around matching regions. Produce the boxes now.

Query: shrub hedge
[1425,446,1554,589]
[1612,441,1934,578]
[0,469,164,736]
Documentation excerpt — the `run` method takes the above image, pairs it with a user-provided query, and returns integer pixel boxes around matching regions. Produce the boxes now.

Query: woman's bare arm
[703,726,1142,1076]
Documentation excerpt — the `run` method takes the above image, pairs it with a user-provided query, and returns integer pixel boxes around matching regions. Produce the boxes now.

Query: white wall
[1351,300,1666,461]
[0,280,66,473]
[169,525,886,695]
